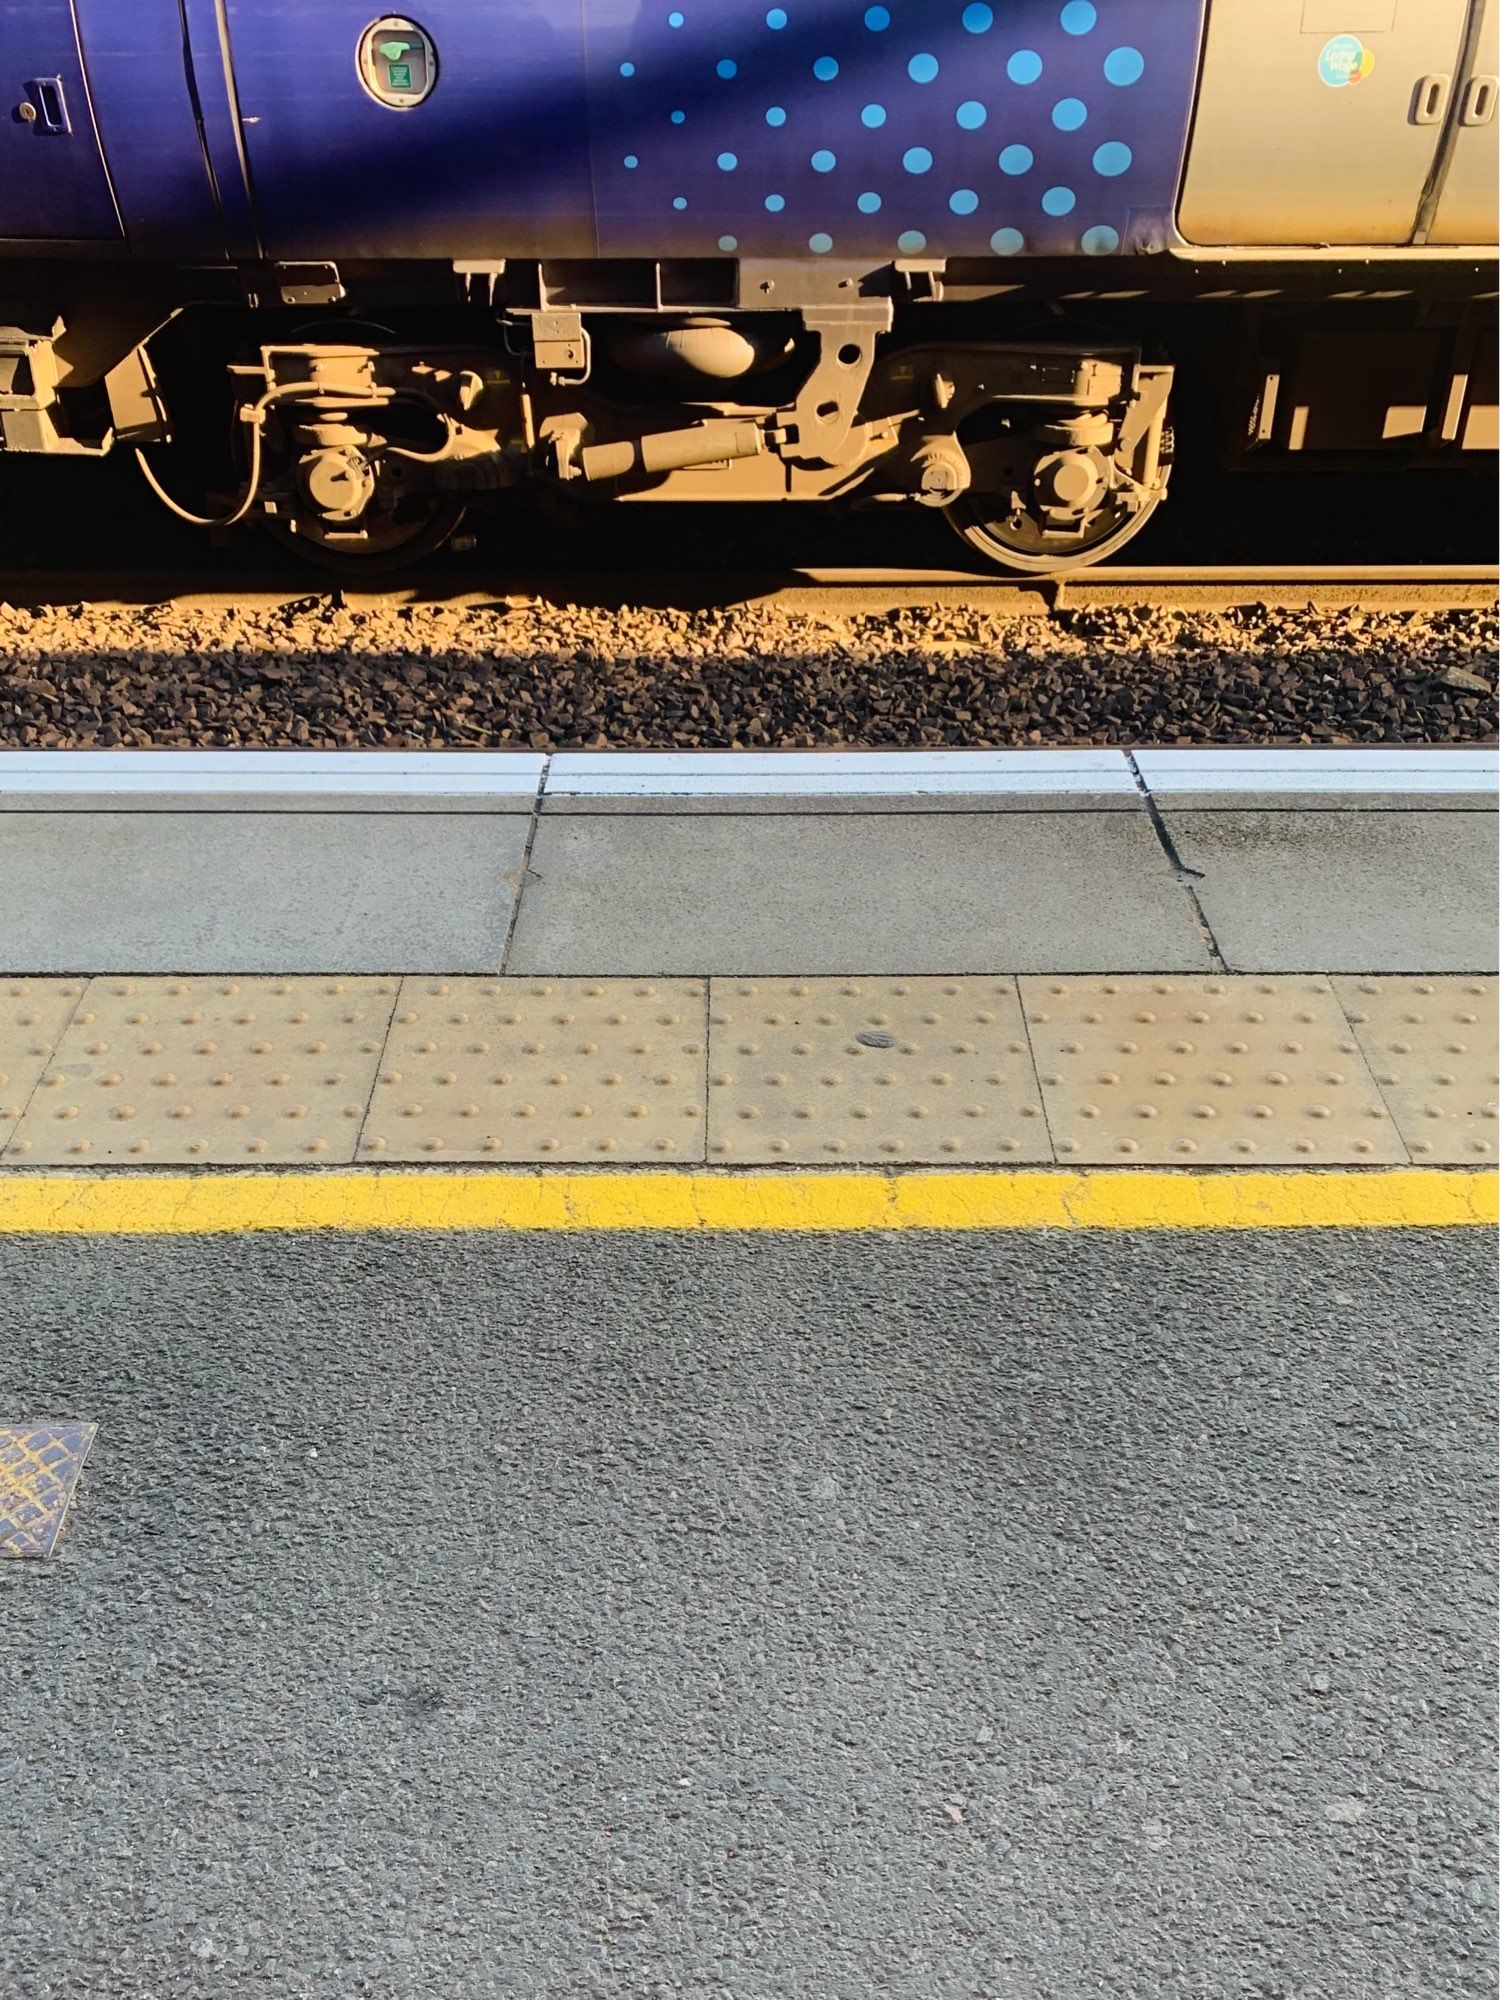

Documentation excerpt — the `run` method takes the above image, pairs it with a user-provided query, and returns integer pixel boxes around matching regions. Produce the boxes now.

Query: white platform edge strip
[0,746,1492,800]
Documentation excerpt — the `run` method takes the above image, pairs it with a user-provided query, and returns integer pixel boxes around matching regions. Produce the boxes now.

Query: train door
[1426,0,1499,243]
[1178,0,1471,244]
[210,1,595,261]
[0,0,121,239]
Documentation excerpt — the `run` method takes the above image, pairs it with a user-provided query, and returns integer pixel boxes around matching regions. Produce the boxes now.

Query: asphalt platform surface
[3,1228,1495,1999]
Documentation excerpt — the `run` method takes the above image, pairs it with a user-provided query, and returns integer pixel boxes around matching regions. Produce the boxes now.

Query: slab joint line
[1127,751,1228,973]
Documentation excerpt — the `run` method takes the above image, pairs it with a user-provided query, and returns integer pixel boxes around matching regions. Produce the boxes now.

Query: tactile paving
[706,977,1049,1163]
[362,978,707,1162]
[0,981,84,1147]
[1334,977,1499,1163]
[1020,976,1408,1166]
[0,1421,96,1558]
[5,978,397,1165]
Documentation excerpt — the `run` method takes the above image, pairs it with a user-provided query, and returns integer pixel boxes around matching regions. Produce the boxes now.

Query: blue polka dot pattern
[590,0,1202,264]
[1104,45,1145,85]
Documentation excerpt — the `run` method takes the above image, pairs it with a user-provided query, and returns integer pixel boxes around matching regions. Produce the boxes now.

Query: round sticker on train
[358,16,438,107]
[1317,34,1375,87]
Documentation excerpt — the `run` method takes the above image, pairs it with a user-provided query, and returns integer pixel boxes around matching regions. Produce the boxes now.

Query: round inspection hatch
[358,16,438,108]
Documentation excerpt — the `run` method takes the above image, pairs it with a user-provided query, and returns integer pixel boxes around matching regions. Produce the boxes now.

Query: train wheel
[263,496,467,576]
[944,486,1161,574]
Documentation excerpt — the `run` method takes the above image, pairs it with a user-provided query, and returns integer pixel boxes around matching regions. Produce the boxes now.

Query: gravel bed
[0,596,1494,748]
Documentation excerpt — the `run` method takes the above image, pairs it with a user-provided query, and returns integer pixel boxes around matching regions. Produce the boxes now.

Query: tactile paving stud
[1020,975,1408,1166]
[706,977,1049,1163]
[1334,976,1499,1164]
[0,981,84,1147]
[362,978,708,1162]
[5,977,397,1165]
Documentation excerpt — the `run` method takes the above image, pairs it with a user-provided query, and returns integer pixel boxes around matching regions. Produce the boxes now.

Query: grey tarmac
[2,1226,1494,1999]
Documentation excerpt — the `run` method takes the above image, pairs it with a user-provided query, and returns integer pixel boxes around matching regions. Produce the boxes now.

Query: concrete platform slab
[0,814,530,975]
[1167,810,1499,974]
[507,813,1208,975]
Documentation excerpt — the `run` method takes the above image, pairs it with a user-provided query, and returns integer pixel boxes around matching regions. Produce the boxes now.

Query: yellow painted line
[0,1168,1491,1234]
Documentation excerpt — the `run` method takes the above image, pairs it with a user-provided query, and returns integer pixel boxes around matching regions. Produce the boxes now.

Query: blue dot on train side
[999,144,1033,174]
[1007,50,1043,85]
[668,10,683,24]
[1052,97,1087,131]
[908,53,939,82]
[809,232,833,252]
[812,149,837,171]
[619,62,634,77]
[862,103,886,127]
[962,4,993,31]
[766,105,786,125]
[1081,224,1120,253]
[903,146,933,173]
[897,229,927,252]
[719,234,738,250]
[765,192,785,210]
[716,58,736,78]
[671,108,685,123]
[1093,141,1131,177]
[857,191,882,212]
[1104,46,1144,85]
[949,188,979,214]
[766,7,787,25]
[623,154,638,168]
[956,101,987,130]
[814,56,839,80]
[1060,1,1096,33]
[718,152,737,170]
[1042,185,1076,215]
[864,6,890,27]
[673,195,688,208]
[990,227,1024,253]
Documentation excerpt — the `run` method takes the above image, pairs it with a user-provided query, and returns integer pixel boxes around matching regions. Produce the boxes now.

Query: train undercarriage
[1,260,1495,574]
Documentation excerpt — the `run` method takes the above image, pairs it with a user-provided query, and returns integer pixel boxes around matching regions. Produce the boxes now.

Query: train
[1,0,1496,572]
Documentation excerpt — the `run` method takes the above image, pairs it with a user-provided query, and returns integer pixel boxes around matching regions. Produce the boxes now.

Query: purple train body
[1,1,1495,570]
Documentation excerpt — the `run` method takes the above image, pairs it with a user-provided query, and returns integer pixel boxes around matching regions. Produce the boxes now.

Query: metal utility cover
[0,1421,97,1559]
[5,978,398,1165]
[1334,977,1499,1163]
[0,981,83,1146]
[362,978,708,1162]
[1021,976,1406,1165]
[707,977,1050,1163]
